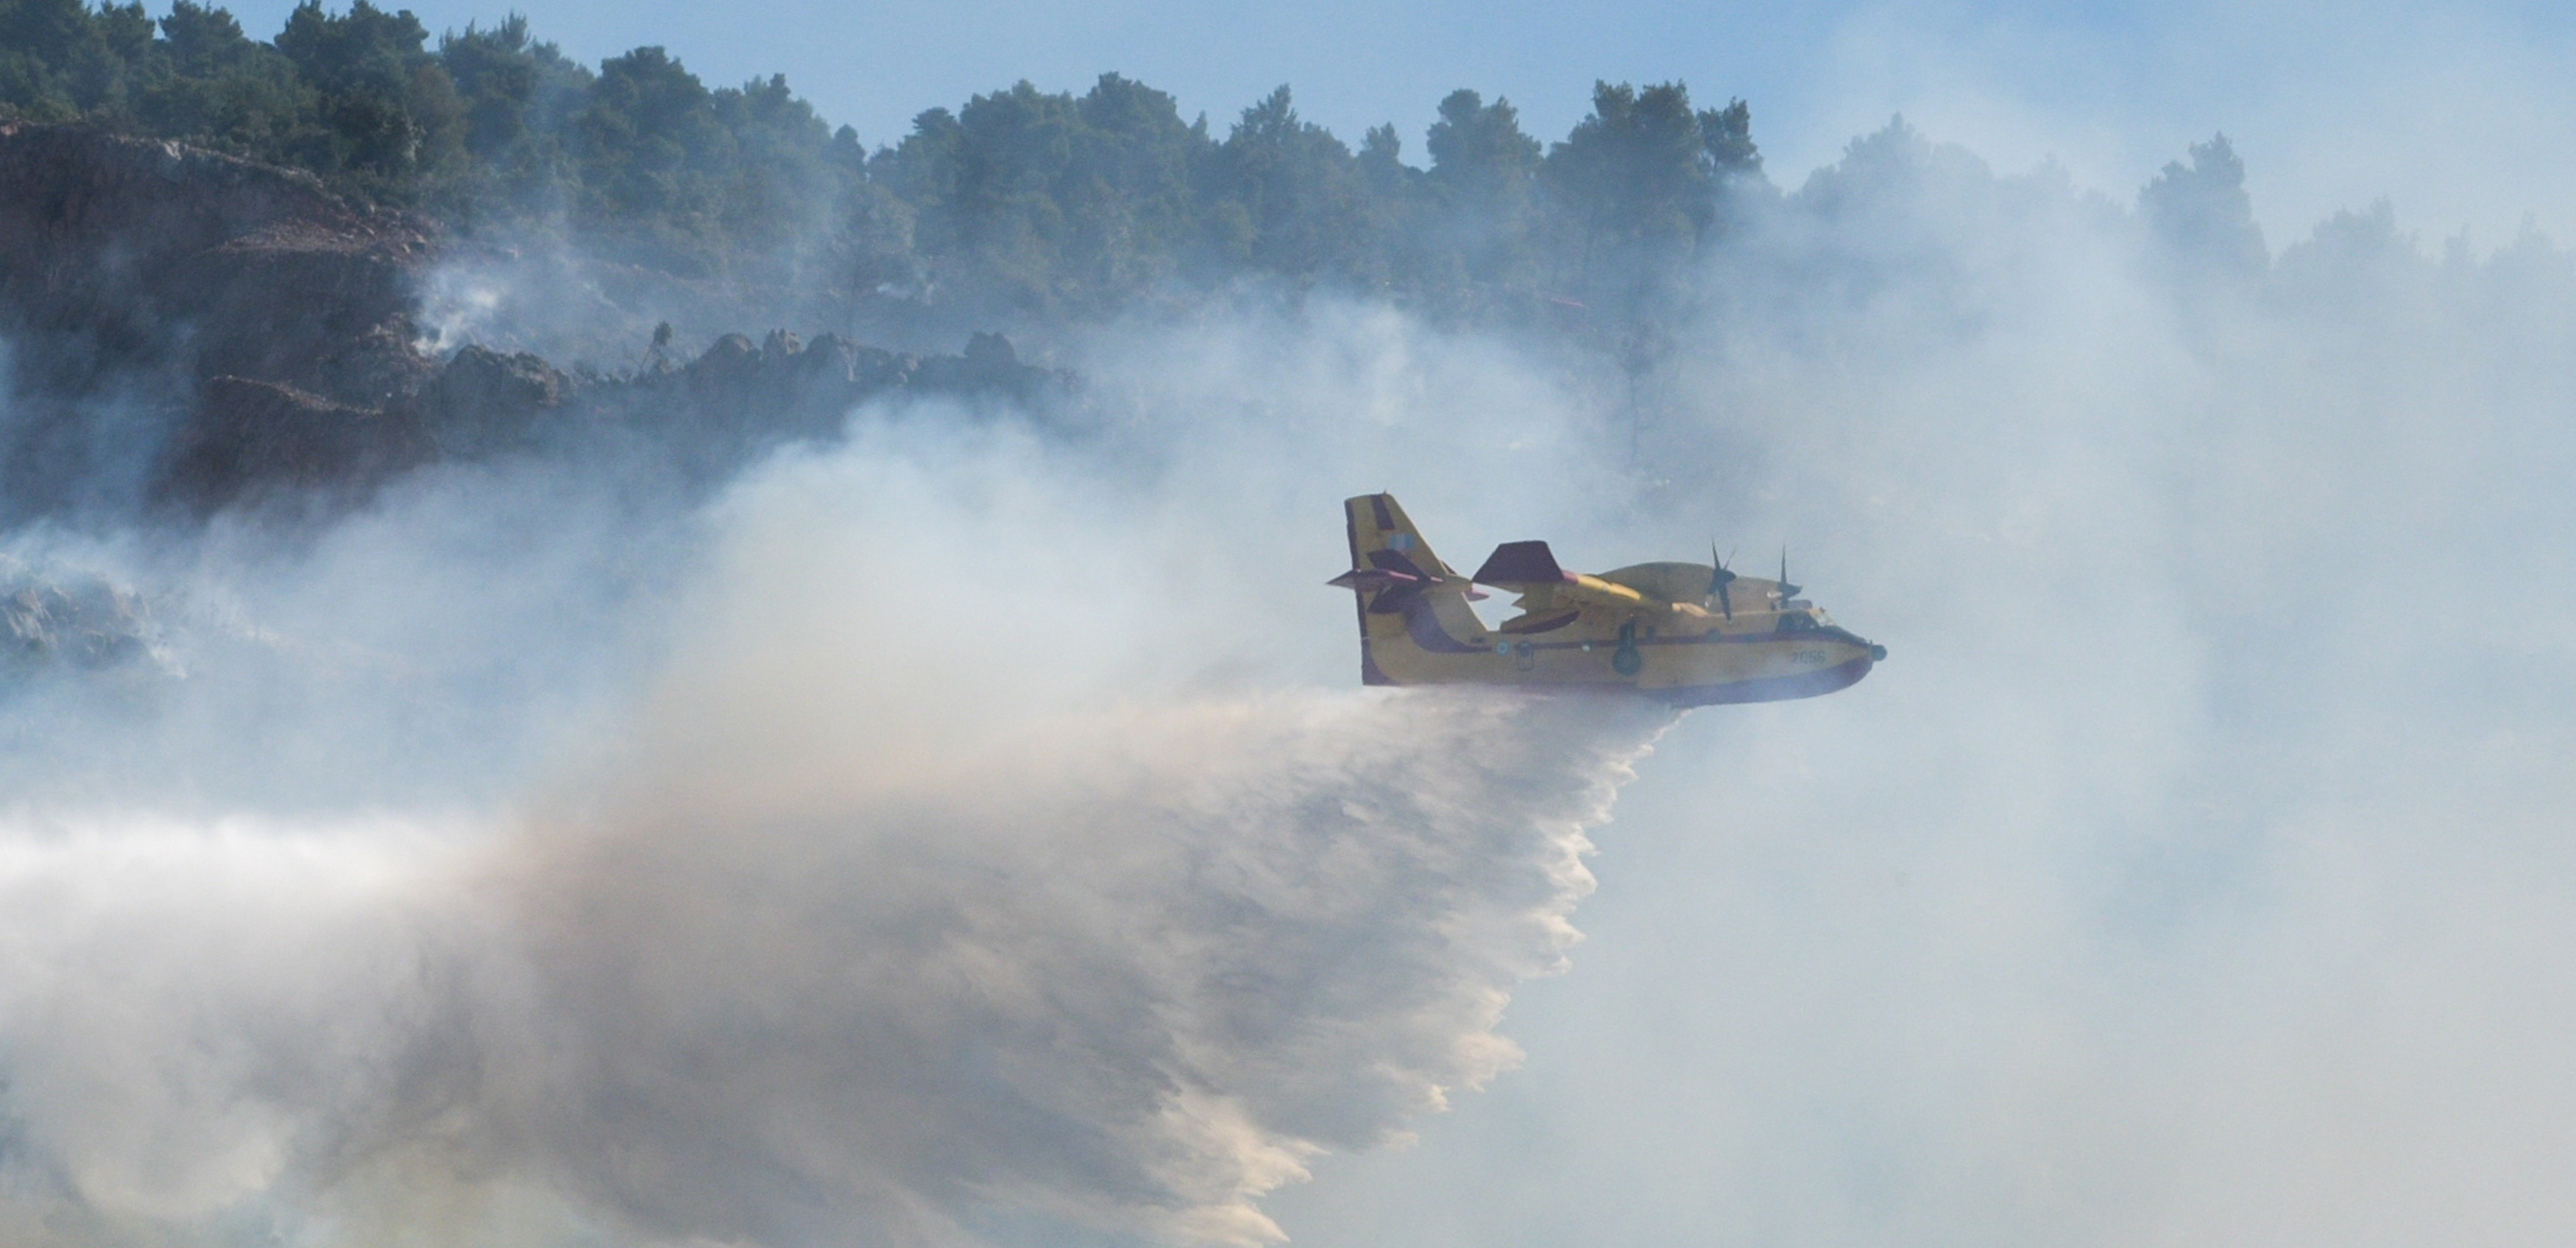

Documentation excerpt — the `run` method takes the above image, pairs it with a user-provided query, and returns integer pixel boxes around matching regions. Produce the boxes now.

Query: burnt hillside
[0,123,1058,520]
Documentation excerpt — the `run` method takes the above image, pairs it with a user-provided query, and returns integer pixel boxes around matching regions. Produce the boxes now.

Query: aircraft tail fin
[1340,493,1454,580]
[1333,493,1473,685]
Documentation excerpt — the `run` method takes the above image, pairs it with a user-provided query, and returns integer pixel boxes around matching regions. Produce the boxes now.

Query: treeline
[0,0,1763,329]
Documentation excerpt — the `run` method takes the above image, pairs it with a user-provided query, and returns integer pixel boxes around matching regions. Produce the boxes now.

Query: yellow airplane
[1329,493,1884,705]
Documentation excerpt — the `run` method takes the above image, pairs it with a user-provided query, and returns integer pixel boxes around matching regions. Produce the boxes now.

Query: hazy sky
[197,0,2576,247]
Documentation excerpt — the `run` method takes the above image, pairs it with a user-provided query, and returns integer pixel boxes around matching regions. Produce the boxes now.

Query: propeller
[1777,548,1802,603]
[1706,543,1738,619]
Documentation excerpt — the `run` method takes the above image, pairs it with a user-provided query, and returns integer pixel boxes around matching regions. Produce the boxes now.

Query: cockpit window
[1776,611,1816,632]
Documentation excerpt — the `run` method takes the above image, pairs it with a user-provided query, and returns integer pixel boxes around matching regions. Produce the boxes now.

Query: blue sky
[197,0,2576,249]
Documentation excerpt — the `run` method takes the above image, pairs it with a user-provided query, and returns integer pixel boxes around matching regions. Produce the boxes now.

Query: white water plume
[0,403,1671,1248]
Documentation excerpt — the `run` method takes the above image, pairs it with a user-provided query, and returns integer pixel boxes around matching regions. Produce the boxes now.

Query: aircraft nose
[1869,643,1887,662]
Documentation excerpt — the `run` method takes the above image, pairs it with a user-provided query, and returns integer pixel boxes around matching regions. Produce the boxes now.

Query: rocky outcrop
[0,124,1072,518]
[0,123,436,408]
[1,560,155,683]
[573,327,1066,458]
[384,325,1067,478]
[0,124,440,517]
[417,344,569,457]
[158,376,436,512]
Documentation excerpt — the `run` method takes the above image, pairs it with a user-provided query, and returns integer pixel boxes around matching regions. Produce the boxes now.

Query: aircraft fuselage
[1334,496,1883,705]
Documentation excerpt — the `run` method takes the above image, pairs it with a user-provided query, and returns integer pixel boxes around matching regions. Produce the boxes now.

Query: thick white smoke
[0,372,1671,1247]
[467,433,1671,1247]
[10,103,2576,1248]
[1270,125,2576,1248]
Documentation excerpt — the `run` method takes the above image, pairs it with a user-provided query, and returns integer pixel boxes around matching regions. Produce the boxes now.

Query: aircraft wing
[1472,540,1655,613]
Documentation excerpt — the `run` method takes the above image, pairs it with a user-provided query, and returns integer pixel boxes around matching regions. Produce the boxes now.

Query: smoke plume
[6,81,2576,1248]
[0,383,1671,1247]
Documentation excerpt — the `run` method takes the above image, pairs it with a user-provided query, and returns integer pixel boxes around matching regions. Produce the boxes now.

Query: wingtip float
[1331,492,1884,706]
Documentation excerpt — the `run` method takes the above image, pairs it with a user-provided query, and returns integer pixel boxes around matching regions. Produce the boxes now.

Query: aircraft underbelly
[1368,629,1874,703]
[1654,654,1875,705]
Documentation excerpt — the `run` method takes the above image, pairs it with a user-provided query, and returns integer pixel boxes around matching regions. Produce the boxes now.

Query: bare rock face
[418,344,568,456]
[911,329,1052,402]
[0,559,155,683]
[158,376,436,512]
[0,124,441,515]
[0,124,436,407]
[578,328,1064,455]
[0,124,1073,518]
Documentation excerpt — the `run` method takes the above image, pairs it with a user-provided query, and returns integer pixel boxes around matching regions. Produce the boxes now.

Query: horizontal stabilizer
[1326,568,1421,590]
[1473,540,1570,586]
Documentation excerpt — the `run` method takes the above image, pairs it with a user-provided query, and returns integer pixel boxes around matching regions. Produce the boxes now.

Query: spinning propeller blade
[1777,548,1802,602]
[1706,543,1738,619]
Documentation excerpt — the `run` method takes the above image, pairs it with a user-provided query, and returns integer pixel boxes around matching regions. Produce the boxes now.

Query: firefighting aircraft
[1328,493,1885,705]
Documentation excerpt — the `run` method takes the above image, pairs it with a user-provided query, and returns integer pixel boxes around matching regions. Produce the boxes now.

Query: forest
[0,0,1800,334]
